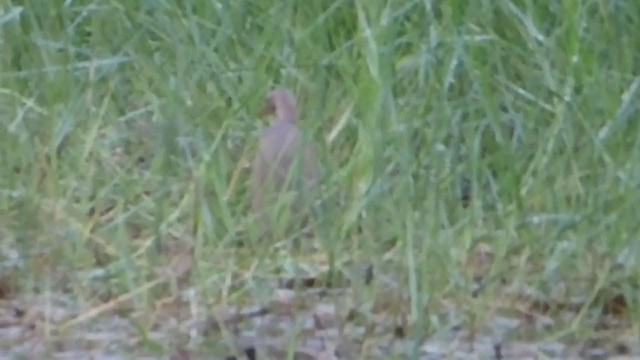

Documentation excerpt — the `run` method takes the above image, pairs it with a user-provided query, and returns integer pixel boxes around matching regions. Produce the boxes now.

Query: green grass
[1,0,639,358]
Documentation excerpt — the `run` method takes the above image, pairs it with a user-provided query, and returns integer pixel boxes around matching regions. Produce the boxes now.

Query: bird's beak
[259,102,275,118]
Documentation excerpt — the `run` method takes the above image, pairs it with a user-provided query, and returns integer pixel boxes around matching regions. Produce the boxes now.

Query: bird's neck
[276,103,298,124]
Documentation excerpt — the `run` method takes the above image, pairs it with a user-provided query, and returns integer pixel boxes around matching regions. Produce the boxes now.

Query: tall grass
[1,0,639,357]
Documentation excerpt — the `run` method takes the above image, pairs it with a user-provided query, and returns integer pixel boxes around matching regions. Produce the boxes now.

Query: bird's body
[250,89,319,237]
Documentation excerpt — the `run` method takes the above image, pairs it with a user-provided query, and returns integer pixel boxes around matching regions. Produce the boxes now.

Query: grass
[1,0,639,358]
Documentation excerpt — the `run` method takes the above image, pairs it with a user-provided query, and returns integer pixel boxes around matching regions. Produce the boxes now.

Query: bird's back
[251,120,318,217]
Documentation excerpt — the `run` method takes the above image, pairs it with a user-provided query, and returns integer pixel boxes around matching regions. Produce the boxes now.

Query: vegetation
[1,0,638,358]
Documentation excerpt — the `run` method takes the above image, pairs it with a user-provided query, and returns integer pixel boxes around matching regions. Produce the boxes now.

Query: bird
[250,88,319,238]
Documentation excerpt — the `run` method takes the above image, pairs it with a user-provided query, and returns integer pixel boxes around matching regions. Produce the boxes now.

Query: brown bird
[250,88,319,238]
